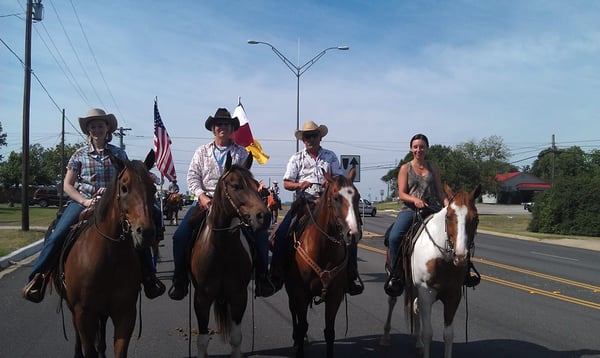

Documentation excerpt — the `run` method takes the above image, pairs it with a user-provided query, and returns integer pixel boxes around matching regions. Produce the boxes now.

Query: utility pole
[114,127,132,150]
[551,134,557,186]
[21,0,43,231]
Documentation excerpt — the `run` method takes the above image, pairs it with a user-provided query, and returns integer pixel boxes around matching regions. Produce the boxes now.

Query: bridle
[93,167,134,242]
[212,168,255,232]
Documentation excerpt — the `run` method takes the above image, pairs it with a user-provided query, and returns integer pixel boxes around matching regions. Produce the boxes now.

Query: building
[494,172,551,204]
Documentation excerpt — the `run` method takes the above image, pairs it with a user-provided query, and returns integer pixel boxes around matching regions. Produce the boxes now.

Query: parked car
[523,202,534,212]
[359,198,377,217]
[30,188,66,208]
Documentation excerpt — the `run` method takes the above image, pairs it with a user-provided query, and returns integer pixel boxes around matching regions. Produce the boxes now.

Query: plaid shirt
[187,141,249,198]
[283,147,342,200]
[67,143,128,199]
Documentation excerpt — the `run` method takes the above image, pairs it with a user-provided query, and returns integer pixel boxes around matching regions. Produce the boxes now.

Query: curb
[0,239,43,270]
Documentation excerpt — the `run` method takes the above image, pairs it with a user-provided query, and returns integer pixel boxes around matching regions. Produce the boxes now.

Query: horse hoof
[379,336,391,347]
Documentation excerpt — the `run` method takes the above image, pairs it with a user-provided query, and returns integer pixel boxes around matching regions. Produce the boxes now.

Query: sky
[1,0,599,203]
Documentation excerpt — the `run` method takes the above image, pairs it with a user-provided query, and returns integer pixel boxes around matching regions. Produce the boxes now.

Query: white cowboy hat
[272,180,278,184]
[294,121,328,140]
[78,108,117,135]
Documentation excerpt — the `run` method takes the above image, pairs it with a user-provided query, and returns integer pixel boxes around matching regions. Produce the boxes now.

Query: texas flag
[231,97,270,164]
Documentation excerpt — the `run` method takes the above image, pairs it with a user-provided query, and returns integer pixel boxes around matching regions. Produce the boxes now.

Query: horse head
[321,165,361,242]
[444,183,481,266]
[211,153,271,232]
[102,149,157,249]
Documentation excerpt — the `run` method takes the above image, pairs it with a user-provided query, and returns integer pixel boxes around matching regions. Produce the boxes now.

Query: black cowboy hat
[205,108,240,131]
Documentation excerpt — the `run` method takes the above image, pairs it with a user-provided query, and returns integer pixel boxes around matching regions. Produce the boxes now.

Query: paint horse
[189,153,270,358]
[380,184,481,358]
[284,167,361,358]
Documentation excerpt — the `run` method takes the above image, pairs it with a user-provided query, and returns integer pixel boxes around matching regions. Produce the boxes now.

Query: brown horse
[164,192,183,226]
[380,184,481,358]
[190,153,270,358]
[55,150,157,358]
[267,191,281,225]
[284,167,361,358]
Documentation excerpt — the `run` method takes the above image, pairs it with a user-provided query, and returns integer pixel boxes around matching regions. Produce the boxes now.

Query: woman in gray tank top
[384,134,448,297]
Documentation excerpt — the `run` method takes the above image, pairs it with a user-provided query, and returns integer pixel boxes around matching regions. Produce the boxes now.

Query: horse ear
[243,153,253,169]
[444,184,455,199]
[471,184,482,200]
[348,164,356,181]
[224,152,233,171]
[144,150,156,171]
[323,169,334,183]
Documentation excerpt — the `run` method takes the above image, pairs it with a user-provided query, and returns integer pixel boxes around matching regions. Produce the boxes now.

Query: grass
[0,204,56,257]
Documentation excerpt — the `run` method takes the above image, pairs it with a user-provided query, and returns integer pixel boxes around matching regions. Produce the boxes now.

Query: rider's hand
[299,181,311,191]
[198,193,212,210]
[414,198,427,209]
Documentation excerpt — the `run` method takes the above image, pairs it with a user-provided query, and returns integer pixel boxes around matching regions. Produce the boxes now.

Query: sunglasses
[214,122,231,127]
[302,132,319,140]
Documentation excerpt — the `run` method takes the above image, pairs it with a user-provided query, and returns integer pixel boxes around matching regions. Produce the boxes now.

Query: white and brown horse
[189,153,270,358]
[380,184,481,358]
[285,167,362,358]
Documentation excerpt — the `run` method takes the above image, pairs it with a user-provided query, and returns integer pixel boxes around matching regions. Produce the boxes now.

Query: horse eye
[121,185,128,193]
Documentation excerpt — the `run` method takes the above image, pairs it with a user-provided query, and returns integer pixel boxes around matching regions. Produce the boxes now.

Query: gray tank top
[399,161,440,212]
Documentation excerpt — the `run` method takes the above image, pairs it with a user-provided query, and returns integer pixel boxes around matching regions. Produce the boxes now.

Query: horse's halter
[93,167,134,242]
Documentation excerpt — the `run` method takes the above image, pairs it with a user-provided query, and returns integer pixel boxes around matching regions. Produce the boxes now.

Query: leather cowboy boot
[347,263,364,296]
[168,274,189,300]
[384,255,405,297]
[464,260,481,288]
[255,269,277,298]
[138,249,165,299]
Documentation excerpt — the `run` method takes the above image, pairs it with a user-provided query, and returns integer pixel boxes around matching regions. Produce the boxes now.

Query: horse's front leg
[194,292,213,358]
[287,294,309,358]
[95,316,108,358]
[441,289,462,358]
[112,307,137,358]
[417,287,436,358]
[379,295,398,346]
[228,290,249,358]
[73,307,99,358]
[323,288,344,358]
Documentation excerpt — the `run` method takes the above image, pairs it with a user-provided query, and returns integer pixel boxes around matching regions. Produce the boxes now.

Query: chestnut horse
[284,167,361,358]
[190,153,270,358]
[164,192,183,226]
[55,150,157,357]
[380,184,481,358]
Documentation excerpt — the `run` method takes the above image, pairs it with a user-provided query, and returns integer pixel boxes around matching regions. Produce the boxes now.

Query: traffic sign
[340,155,360,182]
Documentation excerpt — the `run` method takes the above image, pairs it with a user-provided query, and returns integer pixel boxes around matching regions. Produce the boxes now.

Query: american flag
[153,100,176,181]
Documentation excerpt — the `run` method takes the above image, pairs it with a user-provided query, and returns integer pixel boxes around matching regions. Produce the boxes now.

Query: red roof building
[494,172,551,204]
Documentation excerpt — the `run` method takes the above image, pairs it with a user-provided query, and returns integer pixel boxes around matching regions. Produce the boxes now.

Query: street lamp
[247,40,349,152]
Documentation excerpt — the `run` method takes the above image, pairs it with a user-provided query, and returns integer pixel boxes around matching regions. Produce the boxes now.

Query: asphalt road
[2,206,600,357]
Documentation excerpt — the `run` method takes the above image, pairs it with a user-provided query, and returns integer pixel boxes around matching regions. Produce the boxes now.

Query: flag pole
[159,174,165,230]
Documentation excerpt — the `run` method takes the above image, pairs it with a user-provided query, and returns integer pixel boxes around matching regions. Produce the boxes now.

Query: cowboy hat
[294,121,328,140]
[205,108,240,131]
[78,108,117,135]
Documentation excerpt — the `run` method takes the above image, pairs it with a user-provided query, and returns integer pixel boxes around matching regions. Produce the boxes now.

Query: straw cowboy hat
[294,121,328,140]
[78,108,117,135]
[205,108,240,131]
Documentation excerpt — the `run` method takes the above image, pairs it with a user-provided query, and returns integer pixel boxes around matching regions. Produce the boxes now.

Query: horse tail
[213,300,231,340]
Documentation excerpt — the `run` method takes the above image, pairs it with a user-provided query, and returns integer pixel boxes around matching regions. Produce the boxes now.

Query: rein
[292,196,351,303]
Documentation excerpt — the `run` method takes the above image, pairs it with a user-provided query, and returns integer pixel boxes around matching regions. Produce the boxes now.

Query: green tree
[0,121,7,161]
[531,146,588,183]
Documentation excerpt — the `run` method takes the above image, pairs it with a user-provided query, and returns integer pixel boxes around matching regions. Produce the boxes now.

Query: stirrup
[23,273,48,303]
[384,274,404,297]
[465,262,481,288]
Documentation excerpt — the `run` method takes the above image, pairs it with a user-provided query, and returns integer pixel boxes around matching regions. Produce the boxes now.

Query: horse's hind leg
[194,294,213,358]
[380,296,398,346]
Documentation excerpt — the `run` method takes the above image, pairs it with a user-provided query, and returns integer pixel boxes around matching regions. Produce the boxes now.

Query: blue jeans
[30,201,84,281]
[171,205,197,283]
[388,210,415,272]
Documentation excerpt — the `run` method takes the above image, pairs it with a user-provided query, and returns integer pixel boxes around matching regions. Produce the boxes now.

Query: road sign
[340,155,360,182]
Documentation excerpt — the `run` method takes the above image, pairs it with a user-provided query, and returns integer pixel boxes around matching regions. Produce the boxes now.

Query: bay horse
[284,167,361,358]
[380,184,481,358]
[55,150,157,358]
[190,153,270,358]
[164,192,183,225]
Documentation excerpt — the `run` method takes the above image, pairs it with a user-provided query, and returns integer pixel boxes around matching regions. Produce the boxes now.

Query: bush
[529,176,600,236]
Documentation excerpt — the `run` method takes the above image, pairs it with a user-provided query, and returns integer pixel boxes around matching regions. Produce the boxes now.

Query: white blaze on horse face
[340,187,359,235]
[449,202,469,258]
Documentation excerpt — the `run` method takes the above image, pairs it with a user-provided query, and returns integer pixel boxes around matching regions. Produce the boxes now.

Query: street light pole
[247,40,349,152]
